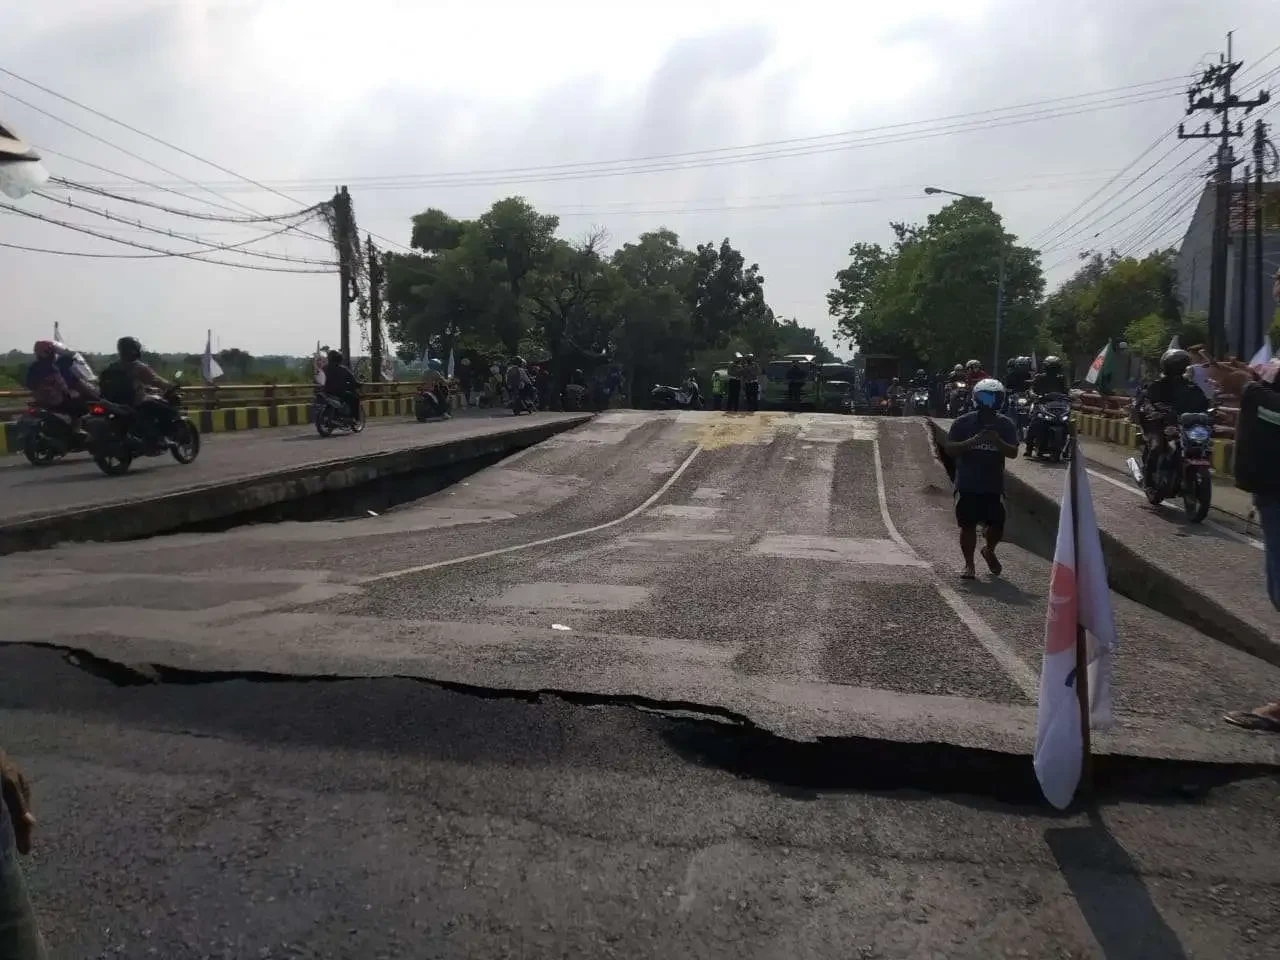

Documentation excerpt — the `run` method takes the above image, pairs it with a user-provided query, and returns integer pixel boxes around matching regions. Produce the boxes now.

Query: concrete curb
[926,418,1278,668]
[0,415,591,555]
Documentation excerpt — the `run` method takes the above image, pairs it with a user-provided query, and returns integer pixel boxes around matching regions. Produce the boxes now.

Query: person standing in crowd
[741,354,761,412]
[943,377,1019,579]
[1,748,45,959]
[456,357,473,407]
[1223,267,1280,734]
[725,355,743,412]
[710,365,726,410]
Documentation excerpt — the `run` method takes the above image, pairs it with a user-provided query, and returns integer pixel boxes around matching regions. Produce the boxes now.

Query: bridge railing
[0,380,432,421]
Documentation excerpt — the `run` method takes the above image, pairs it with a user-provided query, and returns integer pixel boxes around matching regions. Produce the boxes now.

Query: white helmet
[973,378,1005,408]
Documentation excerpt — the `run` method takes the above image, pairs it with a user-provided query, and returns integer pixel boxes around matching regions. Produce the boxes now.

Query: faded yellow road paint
[678,412,790,449]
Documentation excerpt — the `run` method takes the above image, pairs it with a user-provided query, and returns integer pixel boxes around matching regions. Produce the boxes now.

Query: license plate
[1185,459,1210,467]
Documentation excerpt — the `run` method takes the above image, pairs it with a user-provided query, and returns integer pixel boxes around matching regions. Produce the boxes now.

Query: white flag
[1249,337,1273,369]
[314,341,326,386]
[381,353,395,382]
[1034,452,1117,810]
[201,329,224,382]
[446,348,455,378]
[53,321,62,344]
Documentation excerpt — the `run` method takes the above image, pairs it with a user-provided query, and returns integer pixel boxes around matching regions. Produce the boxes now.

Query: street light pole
[924,186,1005,373]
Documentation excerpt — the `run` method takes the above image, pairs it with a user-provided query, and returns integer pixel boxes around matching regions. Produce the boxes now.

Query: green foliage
[827,198,1043,367]
[379,203,828,395]
[1124,312,1170,366]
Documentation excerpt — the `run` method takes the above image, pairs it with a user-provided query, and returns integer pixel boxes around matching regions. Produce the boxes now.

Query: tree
[478,197,560,355]
[215,347,253,378]
[827,242,889,345]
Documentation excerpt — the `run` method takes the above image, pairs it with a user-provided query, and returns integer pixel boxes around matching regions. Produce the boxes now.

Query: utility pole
[992,254,1005,373]
[1178,33,1270,357]
[367,234,384,383]
[1237,163,1250,358]
[1254,120,1269,353]
[330,185,355,360]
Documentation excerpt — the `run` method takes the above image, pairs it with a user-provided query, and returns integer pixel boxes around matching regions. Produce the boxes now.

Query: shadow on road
[1046,812,1188,960]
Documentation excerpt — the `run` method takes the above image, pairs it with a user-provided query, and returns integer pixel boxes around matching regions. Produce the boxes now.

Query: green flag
[1085,342,1116,393]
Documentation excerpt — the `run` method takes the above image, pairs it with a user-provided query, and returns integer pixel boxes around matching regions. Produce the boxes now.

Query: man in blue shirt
[944,377,1019,579]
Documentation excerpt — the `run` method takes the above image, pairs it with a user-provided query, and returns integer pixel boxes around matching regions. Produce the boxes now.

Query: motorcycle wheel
[1145,483,1163,506]
[315,407,335,437]
[23,431,60,466]
[94,449,132,476]
[1183,469,1211,523]
[170,419,201,464]
[350,406,366,433]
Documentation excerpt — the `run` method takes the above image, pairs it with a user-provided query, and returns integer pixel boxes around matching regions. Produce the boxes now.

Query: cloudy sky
[1,0,1276,356]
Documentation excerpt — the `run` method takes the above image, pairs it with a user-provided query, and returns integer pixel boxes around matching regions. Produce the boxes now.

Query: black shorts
[955,493,1005,532]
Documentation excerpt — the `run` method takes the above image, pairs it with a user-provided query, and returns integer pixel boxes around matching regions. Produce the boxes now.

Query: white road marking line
[360,445,704,583]
[1085,467,1263,551]
[872,434,1040,701]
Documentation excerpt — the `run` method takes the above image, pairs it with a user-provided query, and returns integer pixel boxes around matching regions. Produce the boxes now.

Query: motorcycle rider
[98,336,176,445]
[786,358,806,407]
[741,354,762,412]
[725,355,743,412]
[1030,356,1068,398]
[1137,348,1210,484]
[506,356,536,410]
[322,350,361,421]
[25,340,96,418]
[682,368,703,409]
[1005,356,1033,394]
[910,368,930,390]
[420,358,451,419]
[943,377,1019,579]
[964,359,986,386]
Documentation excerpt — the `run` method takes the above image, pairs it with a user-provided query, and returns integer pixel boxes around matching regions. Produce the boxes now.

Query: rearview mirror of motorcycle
[172,370,184,381]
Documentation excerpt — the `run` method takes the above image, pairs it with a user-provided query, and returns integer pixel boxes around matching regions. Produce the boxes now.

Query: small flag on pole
[201,329,224,382]
[1084,342,1114,389]
[1034,448,1117,809]
[314,341,326,386]
[53,321,62,345]
[446,348,455,379]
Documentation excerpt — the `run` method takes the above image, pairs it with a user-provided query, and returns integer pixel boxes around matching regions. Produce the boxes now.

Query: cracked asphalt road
[2,411,1278,958]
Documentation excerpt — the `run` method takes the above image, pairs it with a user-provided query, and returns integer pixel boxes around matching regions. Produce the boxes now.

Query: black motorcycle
[414,384,450,422]
[907,387,930,415]
[83,380,200,476]
[511,384,539,416]
[1127,406,1214,522]
[1026,394,1072,461]
[315,391,366,436]
[649,384,700,410]
[16,404,89,466]
[1007,391,1032,442]
[562,383,588,411]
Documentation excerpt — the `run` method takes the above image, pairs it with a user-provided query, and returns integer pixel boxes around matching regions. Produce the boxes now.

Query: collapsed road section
[0,413,591,553]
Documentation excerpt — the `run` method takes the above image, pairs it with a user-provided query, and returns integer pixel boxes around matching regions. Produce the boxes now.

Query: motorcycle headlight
[1187,425,1210,442]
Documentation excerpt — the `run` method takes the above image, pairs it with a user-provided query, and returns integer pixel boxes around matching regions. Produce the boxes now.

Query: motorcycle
[907,387,930,415]
[1007,391,1032,442]
[82,378,200,476]
[511,384,539,416]
[414,384,450,422]
[649,384,701,410]
[562,383,588,411]
[1126,406,1214,522]
[1026,394,1072,461]
[946,381,970,418]
[315,391,366,437]
[16,404,89,466]
[885,388,905,416]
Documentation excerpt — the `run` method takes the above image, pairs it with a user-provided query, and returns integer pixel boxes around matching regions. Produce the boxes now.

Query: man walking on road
[943,377,1019,579]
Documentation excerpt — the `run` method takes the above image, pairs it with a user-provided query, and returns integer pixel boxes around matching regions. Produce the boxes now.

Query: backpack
[98,361,135,405]
[1234,381,1280,494]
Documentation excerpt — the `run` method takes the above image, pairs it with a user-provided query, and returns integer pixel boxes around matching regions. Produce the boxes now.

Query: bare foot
[981,546,1003,576]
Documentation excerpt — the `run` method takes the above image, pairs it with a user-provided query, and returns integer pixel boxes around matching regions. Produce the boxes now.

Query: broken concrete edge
[12,639,1274,804]
[925,418,1280,670]
[0,416,592,555]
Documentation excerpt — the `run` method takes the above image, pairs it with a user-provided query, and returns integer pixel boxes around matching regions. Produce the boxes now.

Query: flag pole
[1068,421,1093,796]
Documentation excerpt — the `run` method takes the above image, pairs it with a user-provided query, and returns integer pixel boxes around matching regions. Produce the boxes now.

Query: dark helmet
[117,336,142,360]
[965,359,981,372]
[1016,355,1033,369]
[1006,357,1017,370]
[688,368,697,376]
[1042,355,1063,374]
[33,339,57,360]
[574,368,584,378]
[327,350,344,365]
[1161,348,1192,377]
[915,369,926,378]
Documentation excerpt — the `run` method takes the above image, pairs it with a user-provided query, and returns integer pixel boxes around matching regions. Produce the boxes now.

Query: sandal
[981,546,1003,576]
[1222,710,1280,732]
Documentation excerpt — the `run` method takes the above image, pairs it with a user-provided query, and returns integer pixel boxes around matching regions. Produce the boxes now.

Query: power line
[49,176,325,223]
[32,190,338,266]
[0,64,413,253]
[73,88,1182,196]
[0,200,337,272]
